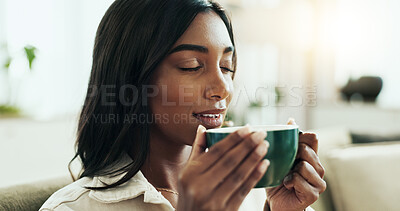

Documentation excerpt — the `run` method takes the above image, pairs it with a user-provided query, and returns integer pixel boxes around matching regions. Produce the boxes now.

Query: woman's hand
[265,119,326,211]
[177,125,270,211]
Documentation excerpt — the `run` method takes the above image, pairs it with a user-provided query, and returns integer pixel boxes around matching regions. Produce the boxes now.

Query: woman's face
[149,11,234,146]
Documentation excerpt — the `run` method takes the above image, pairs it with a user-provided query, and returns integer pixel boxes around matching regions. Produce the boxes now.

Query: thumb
[287,117,297,126]
[189,124,207,161]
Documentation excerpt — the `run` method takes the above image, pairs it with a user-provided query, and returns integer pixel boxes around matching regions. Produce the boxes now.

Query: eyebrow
[168,44,234,55]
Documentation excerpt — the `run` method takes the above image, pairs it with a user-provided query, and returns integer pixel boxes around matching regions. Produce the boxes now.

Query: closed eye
[179,66,202,71]
[221,67,234,73]
[179,66,234,73]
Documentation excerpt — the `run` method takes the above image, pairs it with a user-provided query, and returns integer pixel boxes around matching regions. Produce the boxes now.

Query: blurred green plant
[275,86,282,104]
[2,44,37,71]
[3,56,11,69]
[249,100,264,107]
[0,43,37,116]
[0,104,20,116]
[24,45,37,70]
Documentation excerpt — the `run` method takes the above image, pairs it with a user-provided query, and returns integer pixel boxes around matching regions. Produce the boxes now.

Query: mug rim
[206,124,299,133]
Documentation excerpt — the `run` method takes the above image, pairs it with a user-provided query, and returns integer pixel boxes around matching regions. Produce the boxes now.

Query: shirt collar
[87,153,174,209]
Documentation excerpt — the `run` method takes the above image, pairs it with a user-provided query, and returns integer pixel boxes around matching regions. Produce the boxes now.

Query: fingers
[202,131,267,189]
[194,126,251,173]
[286,118,318,154]
[299,132,319,154]
[188,125,207,161]
[212,141,270,205]
[296,143,325,178]
[283,172,320,205]
[292,161,326,193]
[225,160,270,210]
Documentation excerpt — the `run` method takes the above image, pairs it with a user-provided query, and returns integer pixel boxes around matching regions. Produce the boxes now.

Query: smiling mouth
[192,113,223,128]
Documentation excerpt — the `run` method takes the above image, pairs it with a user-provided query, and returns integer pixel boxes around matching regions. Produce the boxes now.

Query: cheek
[152,78,199,109]
[149,79,201,145]
[225,76,234,105]
[149,77,203,126]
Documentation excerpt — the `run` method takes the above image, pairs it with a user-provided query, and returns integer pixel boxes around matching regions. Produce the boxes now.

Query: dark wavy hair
[68,0,237,190]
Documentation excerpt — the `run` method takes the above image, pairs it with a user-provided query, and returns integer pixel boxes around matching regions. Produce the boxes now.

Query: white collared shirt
[40,170,176,211]
[40,154,313,211]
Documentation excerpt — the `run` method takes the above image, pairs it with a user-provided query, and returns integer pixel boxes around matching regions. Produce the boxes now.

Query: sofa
[0,177,72,211]
[311,126,400,211]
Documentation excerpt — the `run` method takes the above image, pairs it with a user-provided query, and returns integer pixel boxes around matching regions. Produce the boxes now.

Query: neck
[140,127,192,192]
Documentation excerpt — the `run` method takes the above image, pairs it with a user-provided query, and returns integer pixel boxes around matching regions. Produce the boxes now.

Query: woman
[41,0,326,210]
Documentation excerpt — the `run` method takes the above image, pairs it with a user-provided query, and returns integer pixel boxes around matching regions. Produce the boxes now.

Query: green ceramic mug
[206,125,299,188]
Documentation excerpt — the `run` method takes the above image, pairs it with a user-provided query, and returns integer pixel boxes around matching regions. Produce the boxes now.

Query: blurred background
[1,0,399,210]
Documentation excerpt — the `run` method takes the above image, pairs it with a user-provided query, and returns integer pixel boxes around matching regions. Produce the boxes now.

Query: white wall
[2,0,114,119]
[333,0,400,108]
[0,117,78,187]
[229,0,400,129]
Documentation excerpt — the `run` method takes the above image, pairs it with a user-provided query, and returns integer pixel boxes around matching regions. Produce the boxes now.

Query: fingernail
[197,125,206,133]
[264,141,270,149]
[256,142,268,156]
[258,159,270,173]
[283,174,292,184]
[237,126,251,138]
[252,131,267,141]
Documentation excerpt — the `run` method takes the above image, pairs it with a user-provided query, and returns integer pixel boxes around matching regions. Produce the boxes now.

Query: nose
[204,67,231,101]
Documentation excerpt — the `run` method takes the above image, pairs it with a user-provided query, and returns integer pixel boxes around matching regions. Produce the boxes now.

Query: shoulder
[39,171,174,211]
[39,177,93,211]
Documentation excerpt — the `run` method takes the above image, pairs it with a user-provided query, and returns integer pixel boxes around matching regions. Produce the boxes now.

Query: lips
[192,109,225,128]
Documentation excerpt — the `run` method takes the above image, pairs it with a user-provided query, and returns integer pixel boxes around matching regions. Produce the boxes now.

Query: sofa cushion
[0,177,72,211]
[351,132,400,144]
[324,141,400,211]
[308,126,352,154]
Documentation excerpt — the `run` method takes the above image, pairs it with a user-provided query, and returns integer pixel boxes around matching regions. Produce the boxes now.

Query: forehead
[172,11,233,49]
